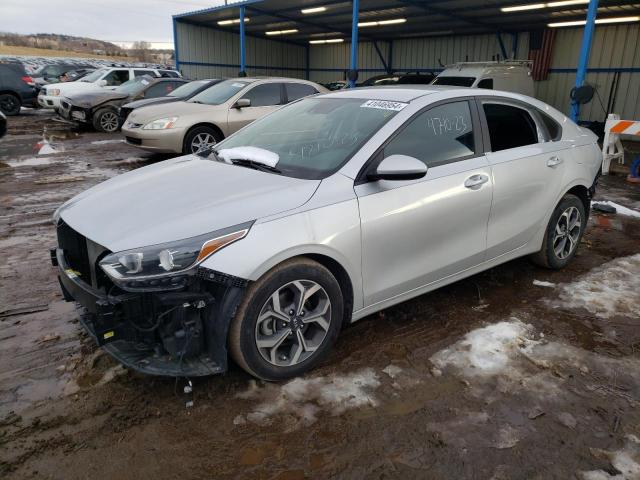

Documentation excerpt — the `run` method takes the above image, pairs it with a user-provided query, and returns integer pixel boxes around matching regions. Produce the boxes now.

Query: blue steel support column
[571,0,599,121]
[172,17,180,72]
[349,0,359,88]
[239,6,247,75]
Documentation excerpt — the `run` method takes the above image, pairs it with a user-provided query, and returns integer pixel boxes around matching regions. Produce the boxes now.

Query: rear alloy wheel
[183,126,222,155]
[0,93,21,116]
[229,258,344,381]
[93,108,120,133]
[531,193,586,269]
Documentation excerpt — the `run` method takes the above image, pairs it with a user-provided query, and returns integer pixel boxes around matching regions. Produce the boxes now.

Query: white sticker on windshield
[232,82,246,88]
[360,100,408,111]
[141,79,149,85]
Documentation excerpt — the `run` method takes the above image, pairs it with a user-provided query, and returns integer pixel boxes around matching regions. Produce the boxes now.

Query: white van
[432,61,534,97]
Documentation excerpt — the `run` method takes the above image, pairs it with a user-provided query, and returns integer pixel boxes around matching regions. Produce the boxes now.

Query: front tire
[531,193,586,269]
[93,108,120,133]
[229,258,344,381]
[183,126,222,155]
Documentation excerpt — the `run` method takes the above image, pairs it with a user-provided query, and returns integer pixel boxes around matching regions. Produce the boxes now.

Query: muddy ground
[1,110,640,480]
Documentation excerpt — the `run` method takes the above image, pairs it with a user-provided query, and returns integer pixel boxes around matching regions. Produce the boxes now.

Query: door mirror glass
[97,79,108,87]
[369,154,427,181]
[233,98,251,109]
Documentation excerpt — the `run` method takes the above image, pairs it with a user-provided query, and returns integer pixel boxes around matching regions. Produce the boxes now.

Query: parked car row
[0,57,181,115]
[51,81,602,381]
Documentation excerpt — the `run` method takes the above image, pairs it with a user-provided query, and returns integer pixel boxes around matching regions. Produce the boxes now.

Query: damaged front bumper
[53,247,247,377]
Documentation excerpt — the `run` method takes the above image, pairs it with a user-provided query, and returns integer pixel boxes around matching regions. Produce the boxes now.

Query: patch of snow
[91,139,124,145]
[592,200,640,219]
[580,435,640,480]
[218,146,279,167]
[533,280,556,288]
[5,157,55,167]
[555,254,640,318]
[382,364,403,379]
[237,368,380,426]
[430,319,537,377]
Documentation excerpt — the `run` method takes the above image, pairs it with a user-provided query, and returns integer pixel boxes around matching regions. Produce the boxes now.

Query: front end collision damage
[57,248,248,376]
[52,220,253,377]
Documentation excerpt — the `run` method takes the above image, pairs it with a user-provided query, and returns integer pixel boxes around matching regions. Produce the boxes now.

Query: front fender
[199,199,364,311]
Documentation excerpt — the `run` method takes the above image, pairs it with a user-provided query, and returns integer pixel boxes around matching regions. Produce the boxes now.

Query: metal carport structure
[172,0,640,121]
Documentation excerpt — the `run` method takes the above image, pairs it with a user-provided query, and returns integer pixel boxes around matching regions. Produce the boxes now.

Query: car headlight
[51,89,61,96]
[99,222,253,285]
[143,116,178,130]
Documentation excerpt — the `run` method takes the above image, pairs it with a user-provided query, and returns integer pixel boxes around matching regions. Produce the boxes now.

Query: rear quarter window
[538,110,562,141]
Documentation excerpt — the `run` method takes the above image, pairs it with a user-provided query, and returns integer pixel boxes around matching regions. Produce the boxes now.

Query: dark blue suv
[0,62,37,115]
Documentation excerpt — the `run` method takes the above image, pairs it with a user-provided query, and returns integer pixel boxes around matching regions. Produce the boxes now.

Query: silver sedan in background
[52,86,601,380]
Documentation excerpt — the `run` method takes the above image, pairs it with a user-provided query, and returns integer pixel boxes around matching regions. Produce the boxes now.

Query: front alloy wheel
[190,132,217,153]
[229,258,343,381]
[255,280,332,367]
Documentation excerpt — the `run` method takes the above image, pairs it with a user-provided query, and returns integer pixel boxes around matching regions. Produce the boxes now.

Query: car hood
[126,101,222,123]
[66,90,128,108]
[46,81,103,94]
[58,155,320,252]
[123,97,179,110]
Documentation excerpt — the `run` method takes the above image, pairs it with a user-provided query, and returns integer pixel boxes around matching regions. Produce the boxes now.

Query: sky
[0,0,237,47]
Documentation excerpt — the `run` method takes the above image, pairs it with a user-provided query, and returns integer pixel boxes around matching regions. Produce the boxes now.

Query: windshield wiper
[230,158,281,174]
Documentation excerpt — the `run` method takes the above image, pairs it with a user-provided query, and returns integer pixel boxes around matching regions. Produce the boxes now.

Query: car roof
[322,85,455,102]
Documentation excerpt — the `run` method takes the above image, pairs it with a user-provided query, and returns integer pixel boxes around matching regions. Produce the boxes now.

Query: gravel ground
[1,109,640,480]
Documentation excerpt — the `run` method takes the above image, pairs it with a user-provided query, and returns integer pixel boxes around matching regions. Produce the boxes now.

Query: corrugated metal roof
[174,0,640,45]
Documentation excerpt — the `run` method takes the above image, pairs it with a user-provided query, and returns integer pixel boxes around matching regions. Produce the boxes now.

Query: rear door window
[477,78,493,89]
[482,102,540,152]
[145,81,182,98]
[243,83,283,107]
[285,83,318,102]
[134,69,156,78]
[384,100,476,168]
[102,69,130,86]
[432,76,476,87]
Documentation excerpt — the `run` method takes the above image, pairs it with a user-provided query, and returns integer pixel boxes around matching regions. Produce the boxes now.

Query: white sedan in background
[52,86,601,380]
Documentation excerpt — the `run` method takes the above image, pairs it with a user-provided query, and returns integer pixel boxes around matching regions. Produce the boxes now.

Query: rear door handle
[464,174,489,189]
[547,156,563,167]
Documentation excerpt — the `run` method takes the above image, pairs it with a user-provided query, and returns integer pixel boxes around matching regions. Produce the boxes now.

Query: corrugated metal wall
[536,24,640,121]
[175,21,306,80]
[176,19,639,121]
[307,26,639,121]
[309,41,390,84]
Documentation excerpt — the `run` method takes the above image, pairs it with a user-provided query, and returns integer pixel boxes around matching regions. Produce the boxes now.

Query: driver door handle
[464,174,489,190]
[547,156,563,167]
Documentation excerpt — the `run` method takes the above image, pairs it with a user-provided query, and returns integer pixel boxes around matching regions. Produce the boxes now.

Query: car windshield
[188,80,250,105]
[215,97,402,180]
[80,68,107,82]
[432,76,476,87]
[168,80,211,98]
[115,77,152,95]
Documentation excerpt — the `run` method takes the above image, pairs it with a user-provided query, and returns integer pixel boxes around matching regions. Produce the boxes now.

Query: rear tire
[530,193,586,269]
[0,93,21,116]
[229,258,344,381]
[93,107,120,133]
[183,126,222,155]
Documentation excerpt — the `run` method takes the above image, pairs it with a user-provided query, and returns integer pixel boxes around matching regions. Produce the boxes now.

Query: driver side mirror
[98,79,108,87]
[232,98,251,109]
[368,154,427,181]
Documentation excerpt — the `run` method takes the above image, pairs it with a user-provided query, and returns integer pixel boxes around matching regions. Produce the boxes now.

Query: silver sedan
[52,86,602,380]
